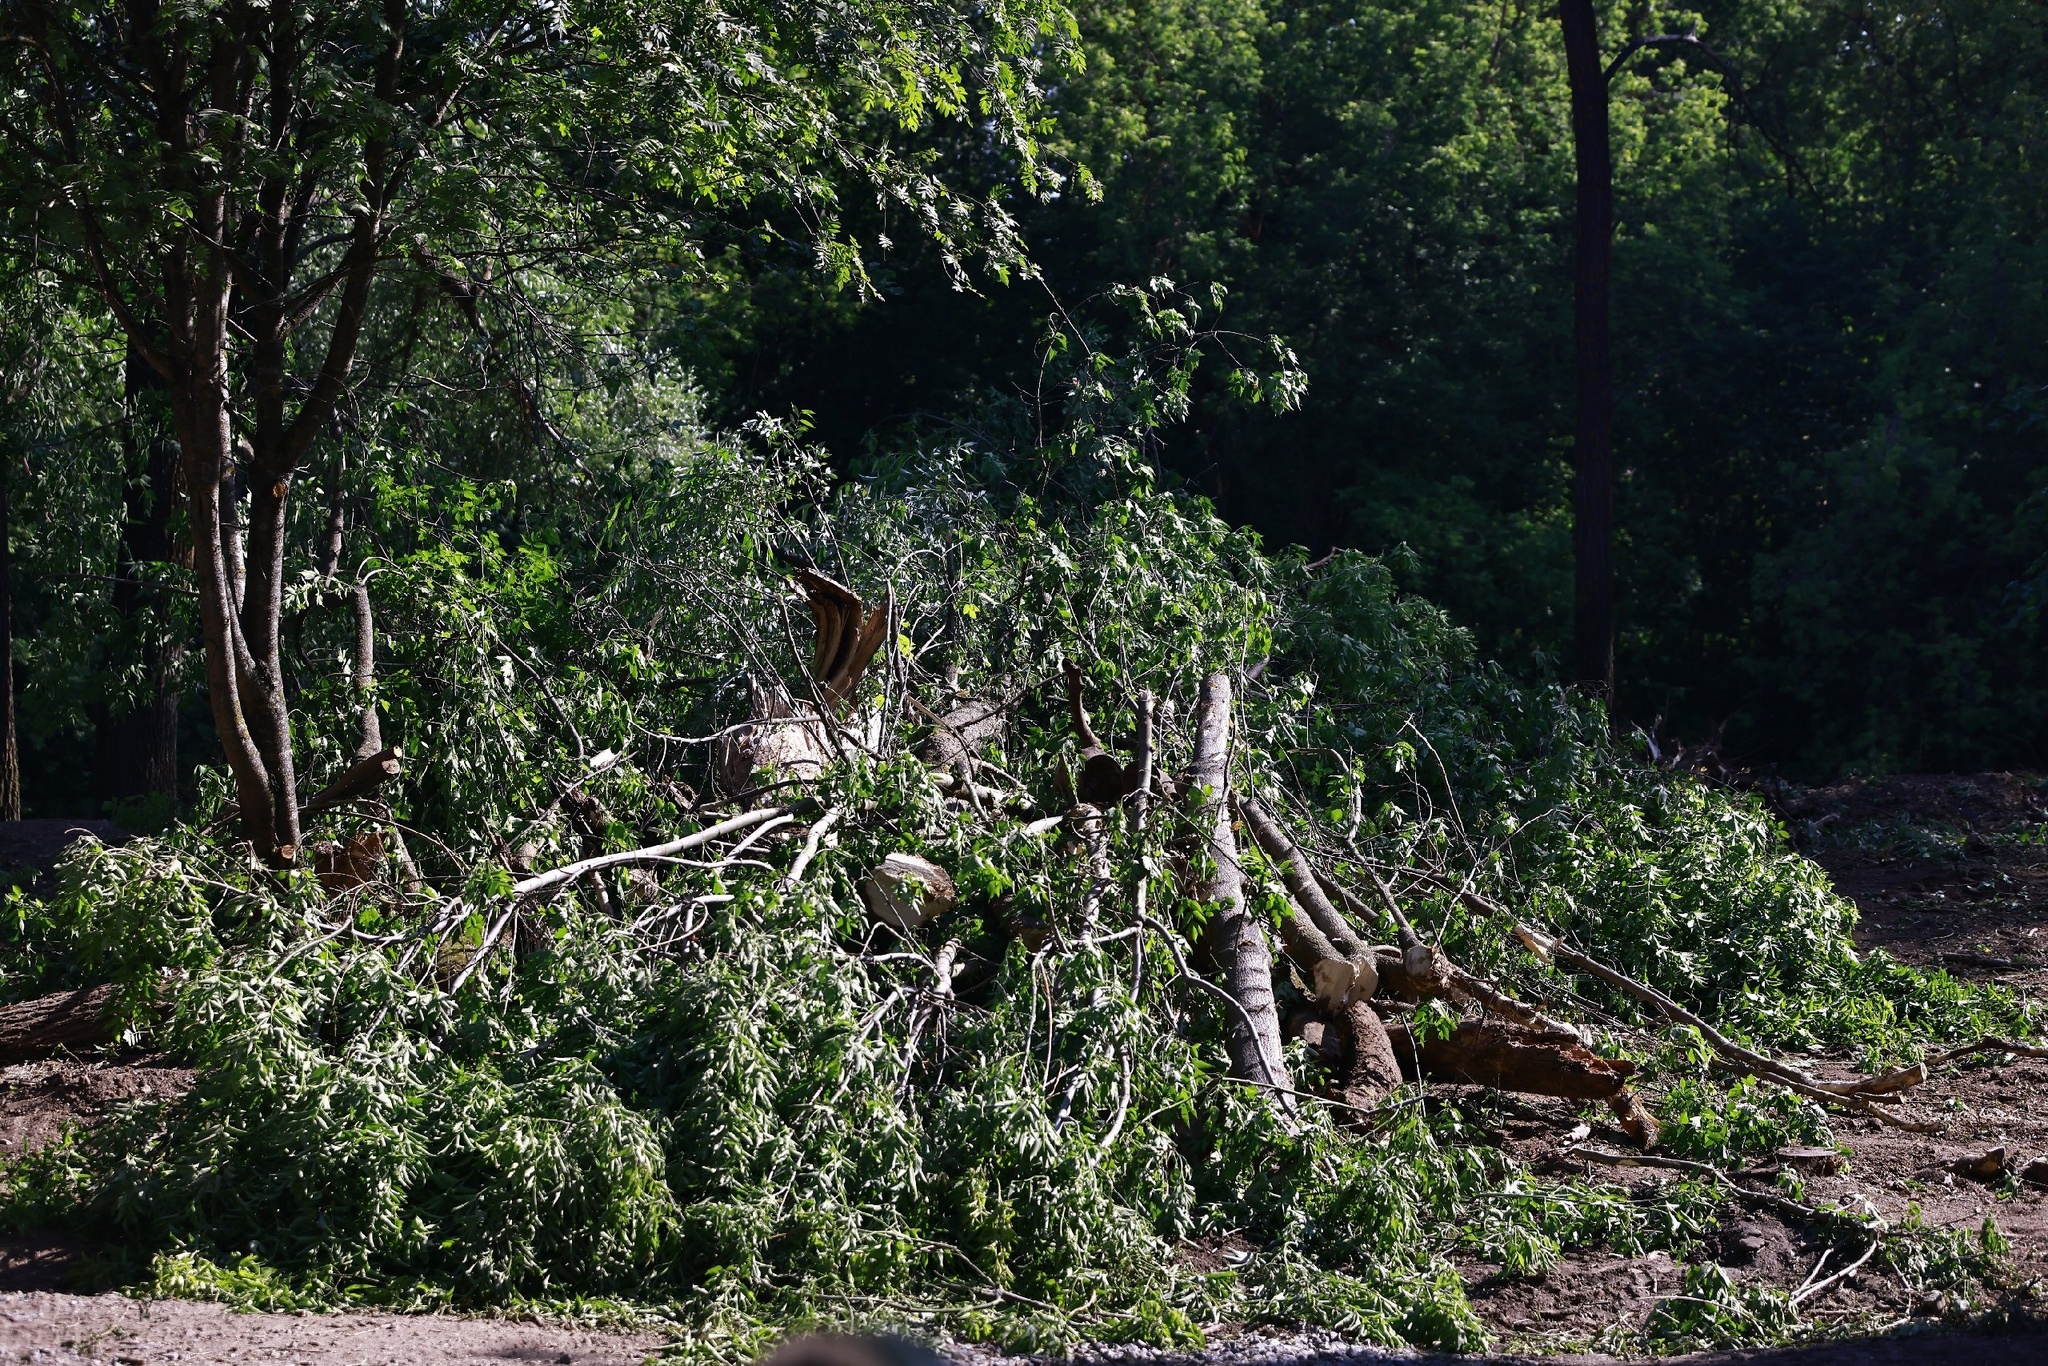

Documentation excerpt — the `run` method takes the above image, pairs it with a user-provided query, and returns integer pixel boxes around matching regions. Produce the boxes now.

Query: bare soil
[0,1290,665,1363]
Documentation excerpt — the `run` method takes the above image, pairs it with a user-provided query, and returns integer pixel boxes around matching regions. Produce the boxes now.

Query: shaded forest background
[5,0,2048,823]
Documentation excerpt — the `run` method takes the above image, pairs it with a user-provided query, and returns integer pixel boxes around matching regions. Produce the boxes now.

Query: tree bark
[1387,1017,1632,1098]
[0,984,120,1061]
[1561,0,1616,708]
[1188,672,1291,1101]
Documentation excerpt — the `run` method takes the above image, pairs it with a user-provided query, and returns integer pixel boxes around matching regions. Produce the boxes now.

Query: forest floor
[0,782,2043,1363]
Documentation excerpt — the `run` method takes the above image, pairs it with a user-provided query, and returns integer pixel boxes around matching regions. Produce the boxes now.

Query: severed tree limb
[1315,867,1582,1041]
[300,745,403,824]
[349,580,381,758]
[1131,689,1155,827]
[1320,859,1439,990]
[1073,803,1114,936]
[1063,662,1135,806]
[1238,797,1373,963]
[1924,1035,2048,1066]
[898,938,965,1098]
[1514,923,1943,1132]
[1188,671,1293,1107]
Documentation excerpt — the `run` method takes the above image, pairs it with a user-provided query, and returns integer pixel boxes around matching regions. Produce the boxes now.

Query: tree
[1557,0,1614,707]
[1,0,1072,860]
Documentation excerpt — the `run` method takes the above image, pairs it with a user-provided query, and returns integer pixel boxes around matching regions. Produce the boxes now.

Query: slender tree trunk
[173,352,281,857]
[1561,0,1616,708]
[0,470,20,822]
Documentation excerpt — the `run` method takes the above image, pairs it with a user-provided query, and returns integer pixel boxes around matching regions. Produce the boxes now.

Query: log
[300,745,402,823]
[919,697,1007,771]
[0,984,121,1061]
[1387,1017,1633,1100]
[1188,671,1292,1101]
[1340,999,1402,1110]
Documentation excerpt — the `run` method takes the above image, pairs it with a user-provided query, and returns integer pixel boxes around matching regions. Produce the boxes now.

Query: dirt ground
[0,786,2045,1363]
[0,1290,667,1363]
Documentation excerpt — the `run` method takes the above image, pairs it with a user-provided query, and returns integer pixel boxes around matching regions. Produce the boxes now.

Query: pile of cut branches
[0,443,2033,1359]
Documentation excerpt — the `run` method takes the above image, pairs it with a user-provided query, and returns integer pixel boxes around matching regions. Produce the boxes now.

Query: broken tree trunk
[796,569,891,706]
[1188,671,1292,1102]
[0,984,122,1061]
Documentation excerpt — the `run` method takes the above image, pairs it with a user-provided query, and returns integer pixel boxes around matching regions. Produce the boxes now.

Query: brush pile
[0,436,2032,1359]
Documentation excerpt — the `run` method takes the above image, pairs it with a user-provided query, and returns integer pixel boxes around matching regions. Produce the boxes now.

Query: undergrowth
[0,304,2034,1358]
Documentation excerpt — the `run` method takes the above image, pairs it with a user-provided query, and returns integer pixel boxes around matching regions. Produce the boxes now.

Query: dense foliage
[687,0,2048,772]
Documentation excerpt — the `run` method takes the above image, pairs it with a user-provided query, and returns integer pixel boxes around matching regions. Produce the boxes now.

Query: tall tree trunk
[0,469,19,822]
[172,347,283,859]
[1188,672,1292,1105]
[1561,0,1616,709]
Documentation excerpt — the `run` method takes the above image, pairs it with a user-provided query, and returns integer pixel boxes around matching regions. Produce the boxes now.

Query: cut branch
[1187,671,1292,1104]
[514,807,793,900]
[1514,923,1942,1131]
[300,745,402,824]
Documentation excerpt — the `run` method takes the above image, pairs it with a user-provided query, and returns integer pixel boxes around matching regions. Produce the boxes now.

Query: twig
[1791,1239,1878,1308]
[1562,1145,1838,1226]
